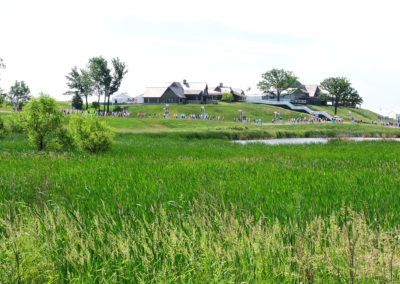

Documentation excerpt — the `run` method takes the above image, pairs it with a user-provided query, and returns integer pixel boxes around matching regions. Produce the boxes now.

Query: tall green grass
[1,134,400,281]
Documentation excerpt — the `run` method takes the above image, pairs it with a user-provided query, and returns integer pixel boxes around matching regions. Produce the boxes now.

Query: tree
[0,58,5,100]
[320,77,361,114]
[23,94,63,150]
[72,93,83,110]
[221,92,233,102]
[65,67,93,110]
[7,80,31,111]
[0,57,5,80]
[0,90,5,105]
[89,57,111,112]
[257,69,299,101]
[107,57,128,112]
[88,56,127,113]
[347,89,363,108]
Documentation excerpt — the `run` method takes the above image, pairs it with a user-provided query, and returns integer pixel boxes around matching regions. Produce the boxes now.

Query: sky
[1,0,399,116]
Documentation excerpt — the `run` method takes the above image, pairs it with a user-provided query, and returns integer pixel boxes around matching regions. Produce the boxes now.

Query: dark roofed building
[209,83,245,102]
[143,82,186,104]
[143,80,245,104]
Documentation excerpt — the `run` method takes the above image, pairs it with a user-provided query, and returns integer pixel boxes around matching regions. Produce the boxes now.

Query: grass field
[1,130,400,282]
[1,103,400,282]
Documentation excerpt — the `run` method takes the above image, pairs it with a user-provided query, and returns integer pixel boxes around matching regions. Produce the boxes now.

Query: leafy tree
[89,57,111,112]
[91,101,100,110]
[23,94,64,150]
[0,58,6,103]
[72,93,83,110]
[89,56,127,113]
[107,58,128,112]
[221,92,233,102]
[69,115,115,153]
[65,67,93,110]
[320,77,361,114]
[347,89,363,108]
[0,57,5,80]
[0,90,5,105]
[257,69,299,101]
[7,81,31,111]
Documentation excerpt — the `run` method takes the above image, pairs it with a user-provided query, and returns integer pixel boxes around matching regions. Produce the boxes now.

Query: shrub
[91,102,100,110]
[221,93,233,102]
[71,94,83,110]
[8,112,26,133]
[69,115,115,153]
[23,94,64,150]
[113,105,123,112]
[0,116,7,137]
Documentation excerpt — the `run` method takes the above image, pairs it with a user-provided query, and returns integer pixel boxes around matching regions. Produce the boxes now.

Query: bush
[91,102,100,110]
[69,115,115,153]
[0,116,7,137]
[8,112,26,133]
[72,94,83,110]
[113,105,123,112]
[23,94,64,150]
[221,93,233,102]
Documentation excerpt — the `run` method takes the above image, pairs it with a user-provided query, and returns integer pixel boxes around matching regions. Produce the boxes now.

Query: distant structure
[111,93,135,104]
[259,82,329,105]
[142,80,245,104]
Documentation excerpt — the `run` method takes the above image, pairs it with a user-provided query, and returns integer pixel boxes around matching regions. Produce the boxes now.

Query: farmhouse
[263,83,328,105]
[143,82,186,104]
[143,80,245,104]
[209,83,246,102]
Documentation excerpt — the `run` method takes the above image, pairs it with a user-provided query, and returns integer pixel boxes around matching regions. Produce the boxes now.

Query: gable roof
[304,85,319,97]
[144,87,168,98]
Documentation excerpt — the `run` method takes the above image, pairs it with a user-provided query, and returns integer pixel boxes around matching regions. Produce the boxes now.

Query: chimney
[183,79,187,84]
[219,82,223,87]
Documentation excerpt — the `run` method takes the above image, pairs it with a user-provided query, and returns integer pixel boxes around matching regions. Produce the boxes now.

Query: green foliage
[113,105,123,112]
[71,93,83,110]
[221,92,233,102]
[23,94,64,150]
[320,77,362,114]
[91,101,100,110]
[7,80,31,111]
[2,135,400,281]
[257,69,299,101]
[69,115,115,152]
[88,56,127,112]
[0,116,7,137]
[65,67,93,110]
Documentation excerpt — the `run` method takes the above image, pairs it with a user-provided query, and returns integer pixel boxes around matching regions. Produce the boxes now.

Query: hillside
[59,101,311,122]
[308,105,389,122]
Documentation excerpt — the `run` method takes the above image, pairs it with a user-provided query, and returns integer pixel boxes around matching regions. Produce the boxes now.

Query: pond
[233,137,400,145]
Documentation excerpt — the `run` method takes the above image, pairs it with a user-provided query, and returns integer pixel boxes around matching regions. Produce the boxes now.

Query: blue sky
[1,0,399,116]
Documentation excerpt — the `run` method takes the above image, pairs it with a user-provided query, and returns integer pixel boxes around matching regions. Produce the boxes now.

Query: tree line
[257,69,363,114]
[65,56,128,112]
[0,58,31,111]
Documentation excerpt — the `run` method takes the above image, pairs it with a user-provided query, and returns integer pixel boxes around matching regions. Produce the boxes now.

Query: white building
[111,93,134,104]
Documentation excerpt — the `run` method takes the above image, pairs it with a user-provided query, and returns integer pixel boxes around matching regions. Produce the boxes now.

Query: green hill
[309,105,390,122]
[59,101,310,122]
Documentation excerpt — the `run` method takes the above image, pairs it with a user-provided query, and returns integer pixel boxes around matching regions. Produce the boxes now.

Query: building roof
[232,88,245,97]
[112,93,133,99]
[143,87,168,98]
[304,85,319,97]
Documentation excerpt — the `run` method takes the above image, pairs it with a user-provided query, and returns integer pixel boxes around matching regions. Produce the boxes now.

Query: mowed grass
[309,105,390,122]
